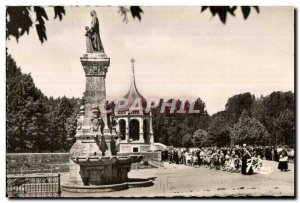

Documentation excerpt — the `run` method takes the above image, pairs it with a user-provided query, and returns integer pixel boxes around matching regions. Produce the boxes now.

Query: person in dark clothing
[196,150,201,166]
[165,150,168,161]
[274,147,279,162]
[213,152,220,170]
[162,150,168,161]
[278,149,289,171]
[168,149,173,164]
[174,150,179,164]
[265,147,270,160]
[241,147,252,175]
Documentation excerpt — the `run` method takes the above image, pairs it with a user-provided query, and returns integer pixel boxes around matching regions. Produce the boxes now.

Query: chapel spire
[119,57,146,112]
[131,57,135,75]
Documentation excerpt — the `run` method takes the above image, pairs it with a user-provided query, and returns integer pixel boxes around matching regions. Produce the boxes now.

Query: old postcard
[6,6,295,198]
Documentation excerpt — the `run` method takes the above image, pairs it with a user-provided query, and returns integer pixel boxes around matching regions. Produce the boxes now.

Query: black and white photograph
[5,5,295,198]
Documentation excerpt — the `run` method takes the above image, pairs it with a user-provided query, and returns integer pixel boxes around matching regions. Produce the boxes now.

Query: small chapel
[115,58,155,153]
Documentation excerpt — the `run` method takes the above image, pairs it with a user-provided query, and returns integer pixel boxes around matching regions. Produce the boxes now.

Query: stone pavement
[61,160,294,197]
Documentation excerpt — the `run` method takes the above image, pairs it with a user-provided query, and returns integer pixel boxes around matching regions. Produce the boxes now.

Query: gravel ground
[61,160,294,198]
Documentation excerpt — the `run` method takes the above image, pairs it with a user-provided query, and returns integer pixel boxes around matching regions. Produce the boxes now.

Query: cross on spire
[131,57,135,74]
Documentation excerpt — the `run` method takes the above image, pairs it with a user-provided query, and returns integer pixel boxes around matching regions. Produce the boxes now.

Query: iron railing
[6,173,61,198]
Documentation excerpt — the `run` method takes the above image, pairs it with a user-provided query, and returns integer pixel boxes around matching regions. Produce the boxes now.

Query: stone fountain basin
[62,154,152,192]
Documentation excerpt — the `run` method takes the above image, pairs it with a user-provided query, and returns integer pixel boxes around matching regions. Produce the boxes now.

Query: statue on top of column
[85,10,105,53]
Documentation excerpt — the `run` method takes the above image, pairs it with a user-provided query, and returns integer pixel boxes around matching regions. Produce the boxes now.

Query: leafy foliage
[7,6,259,44]
[252,91,294,146]
[205,91,294,148]
[54,6,65,20]
[6,7,32,42]
[152,98,210,147]
[34,6,48,43]
[6,55,79,152]
[118,6,143,23]
[201,6,260,24]
[182,133,193,148]
[225,92,255,126]
[192,129,210,147]
[130,6,143,21]
[118,7,130,23]
[275,109,294,146]
[208,113,232,147]
[6,6,65,43]
[231,110,269,145]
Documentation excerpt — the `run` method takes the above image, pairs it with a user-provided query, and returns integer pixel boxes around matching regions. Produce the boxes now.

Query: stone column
[149,114,154,144]
[139,118,144,143]
[125,116,129,141]
[80,52,110,129]
[116,118,120,135]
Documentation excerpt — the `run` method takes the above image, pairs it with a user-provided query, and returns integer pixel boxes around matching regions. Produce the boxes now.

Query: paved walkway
[61,160,294,197]
[161,162,192,169]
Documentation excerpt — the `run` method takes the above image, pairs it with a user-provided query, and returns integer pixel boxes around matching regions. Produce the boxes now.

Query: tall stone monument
[64,10,151,192]
[68,9,116,184]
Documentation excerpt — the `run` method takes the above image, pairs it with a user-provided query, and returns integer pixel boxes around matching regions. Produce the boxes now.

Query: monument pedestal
[67,52,111,185]
[63,51,152,192]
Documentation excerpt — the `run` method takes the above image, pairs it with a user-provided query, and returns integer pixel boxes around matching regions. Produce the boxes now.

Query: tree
[152,98,211,147]
[6,55,48,152]
[182,133,193,148]
[225,92,255,126]
[192,129,210,147]
[6,55,80,152]
[274,109,294,147]
[208,113,231,147]
[252,91,294,146]
[46,96,79,152]
[231,110,269,146]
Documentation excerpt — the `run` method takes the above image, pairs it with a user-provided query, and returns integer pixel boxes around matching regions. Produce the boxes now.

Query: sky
[7,6,294,114]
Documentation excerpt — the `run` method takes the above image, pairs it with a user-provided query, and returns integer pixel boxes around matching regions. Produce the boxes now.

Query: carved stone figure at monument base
[76,116,83,130]
[90,118,101,131]
[76,105,85,130]
[90,105,104,132]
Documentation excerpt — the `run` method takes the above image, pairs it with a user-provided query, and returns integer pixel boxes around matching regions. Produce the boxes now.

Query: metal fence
[6,173,61,198]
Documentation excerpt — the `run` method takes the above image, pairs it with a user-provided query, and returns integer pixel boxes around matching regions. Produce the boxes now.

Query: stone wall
[7,152,162,174]
[6,153,70,174]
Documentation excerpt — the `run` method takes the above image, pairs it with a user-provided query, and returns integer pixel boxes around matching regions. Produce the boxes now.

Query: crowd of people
[161,145,293,175]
